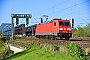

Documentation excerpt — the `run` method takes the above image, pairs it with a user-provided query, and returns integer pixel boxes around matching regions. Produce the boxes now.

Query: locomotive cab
[53,19,72,40]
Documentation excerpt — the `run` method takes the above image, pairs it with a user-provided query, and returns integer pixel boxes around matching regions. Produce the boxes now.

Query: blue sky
[0,0,90,28]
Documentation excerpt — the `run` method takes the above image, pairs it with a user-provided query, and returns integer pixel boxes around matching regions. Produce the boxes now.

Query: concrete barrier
[9,45,24,53]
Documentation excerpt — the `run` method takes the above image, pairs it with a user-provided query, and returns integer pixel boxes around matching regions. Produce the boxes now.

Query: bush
[0,40,8,56]
[0,32,10,43]
[66,42,86,60]
[0,32,3,39]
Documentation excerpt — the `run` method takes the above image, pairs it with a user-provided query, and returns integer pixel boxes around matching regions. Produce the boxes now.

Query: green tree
[73,24,90,37]
[83,24,90,37]
[73,26,84,37]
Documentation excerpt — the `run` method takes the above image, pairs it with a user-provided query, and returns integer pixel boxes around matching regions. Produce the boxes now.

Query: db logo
[64,28,66,30]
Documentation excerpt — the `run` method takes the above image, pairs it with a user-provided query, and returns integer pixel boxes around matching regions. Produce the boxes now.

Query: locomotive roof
[53,18,62,20]
[38,18,70,25]
[53,18,69,20]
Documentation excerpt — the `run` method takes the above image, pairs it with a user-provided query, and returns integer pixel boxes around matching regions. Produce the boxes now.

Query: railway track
[20,37,90,49]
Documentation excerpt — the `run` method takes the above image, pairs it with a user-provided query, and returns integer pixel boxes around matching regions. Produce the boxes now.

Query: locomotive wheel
[44,35,46,39]
[59,36,63,40]
[50,35,53,40]
[60,37,62,40]
[65,37,69,40]
[41,36,43,39]
[48,36,51,39]
[46,35,49,39]
[53,36,56,40]
[39,35,40,39]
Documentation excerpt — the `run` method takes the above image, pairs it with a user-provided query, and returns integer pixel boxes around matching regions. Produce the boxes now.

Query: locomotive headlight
[59,28,63,30]
[67,28,71,30]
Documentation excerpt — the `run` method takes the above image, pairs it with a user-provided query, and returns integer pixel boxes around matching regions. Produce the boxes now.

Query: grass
[8,39,40,48]
[5,39,90,60]
[86,55,90,60]
[3,46,76,60]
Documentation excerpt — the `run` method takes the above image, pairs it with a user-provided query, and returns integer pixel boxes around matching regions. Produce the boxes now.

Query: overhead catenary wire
[34,18,40,23]
[45,0,89,14]
[36,0,69,16]
[34,0,90,18]
[31,0,90,26]
[63,8,90,17]
[46,0,90,26]
[48,0,90,15]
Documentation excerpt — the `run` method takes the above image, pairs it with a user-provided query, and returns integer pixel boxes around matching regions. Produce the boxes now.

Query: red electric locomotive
[35,18,72,40]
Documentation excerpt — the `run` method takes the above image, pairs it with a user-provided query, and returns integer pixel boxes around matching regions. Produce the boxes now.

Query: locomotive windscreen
[59,22,70,26]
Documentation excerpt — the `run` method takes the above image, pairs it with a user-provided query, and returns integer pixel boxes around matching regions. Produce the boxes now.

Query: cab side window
[54,22,56,26]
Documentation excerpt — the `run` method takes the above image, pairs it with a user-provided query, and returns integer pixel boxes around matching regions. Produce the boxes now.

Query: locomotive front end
[58,20,72,40]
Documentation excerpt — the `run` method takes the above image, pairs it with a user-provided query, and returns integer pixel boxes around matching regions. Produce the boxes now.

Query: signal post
[72,18,74,38]
[11,14,32,40]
